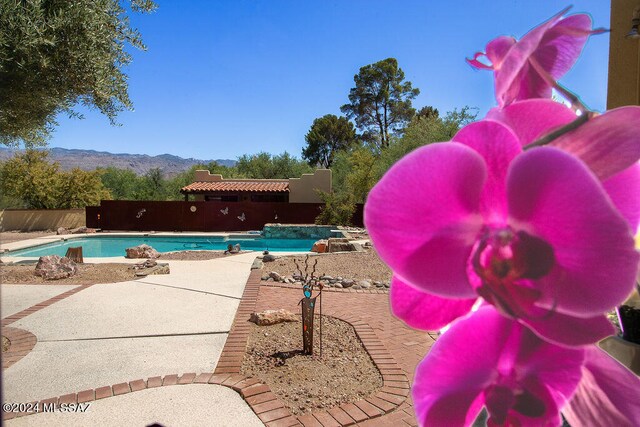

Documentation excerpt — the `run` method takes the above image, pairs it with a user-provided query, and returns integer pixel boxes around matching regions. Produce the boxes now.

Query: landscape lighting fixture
[626,6,640,39]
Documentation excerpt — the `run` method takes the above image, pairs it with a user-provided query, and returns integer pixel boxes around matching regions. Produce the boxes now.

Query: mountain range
[0,147,235,177]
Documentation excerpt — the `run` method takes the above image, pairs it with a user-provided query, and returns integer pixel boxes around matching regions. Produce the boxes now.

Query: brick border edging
[2,284,94,370]
[1,284,93,327]
[0,372,264,421]
[2,327,37,369]
[215,267,411,426]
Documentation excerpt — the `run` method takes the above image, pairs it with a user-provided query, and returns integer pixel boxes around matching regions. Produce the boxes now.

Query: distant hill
[0,147,236,177]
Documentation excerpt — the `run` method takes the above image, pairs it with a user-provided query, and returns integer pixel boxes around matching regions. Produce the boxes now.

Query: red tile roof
[181,181,289,193]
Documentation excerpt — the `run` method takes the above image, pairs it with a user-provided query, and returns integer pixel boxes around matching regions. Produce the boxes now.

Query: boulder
[327,238,355,253]
[269,271,283,282]
[135,263,170,277]
[125,244,159,259]
[262,253,277,262]
[249,309,298,326]
[35,255,78,280]
[71,227,96,234]
[132,259,158,270]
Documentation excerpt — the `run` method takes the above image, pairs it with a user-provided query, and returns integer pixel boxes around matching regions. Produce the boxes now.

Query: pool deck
[2,234,431,426]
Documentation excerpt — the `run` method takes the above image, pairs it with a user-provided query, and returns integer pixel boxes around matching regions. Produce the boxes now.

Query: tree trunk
[65,247,83,263]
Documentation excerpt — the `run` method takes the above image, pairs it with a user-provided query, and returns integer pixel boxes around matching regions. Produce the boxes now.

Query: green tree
[302,114,358,168]
[0,150,61,208]
[376,106,478,176]
[0,150,109,208]
[136,168,168,200]
[56,168,111,208]
[0,0,156,147]
[341,58,419,150]
[99,166,141,199]
[236,152,313,179]
[415,106,440,120]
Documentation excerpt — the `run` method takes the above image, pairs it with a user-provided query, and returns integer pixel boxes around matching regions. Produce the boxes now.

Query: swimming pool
[5,235,317,258]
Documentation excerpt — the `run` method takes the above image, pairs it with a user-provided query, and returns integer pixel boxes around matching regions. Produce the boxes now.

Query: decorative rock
[327,238,356,252]
[269,271,283,281]
[251,258,263,270]
[71,226,96,234]
[132,259,158,270]
[262,275,270,281]
[341,279,355,288]
[125,244,159,259]
[352,285,362,290]
[336,277,343,281]
[293,281,302,286]
[249,309,298,326]
[34,255,78,280]
[384,282,391,288]
[262,253,277,262]
[286,278,294,284]
[320,275,333,281]
[56,227,68,235]
[334,283,343,289]
[358,280,372,289]
[135,263,170,277]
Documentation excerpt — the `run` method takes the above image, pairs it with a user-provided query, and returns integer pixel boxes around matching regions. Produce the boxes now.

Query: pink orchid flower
[412,307,640,427]
[365,100,640,346]
[467,7,605,107]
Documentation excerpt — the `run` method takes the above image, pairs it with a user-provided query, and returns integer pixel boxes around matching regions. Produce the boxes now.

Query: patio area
[1,234,432,426]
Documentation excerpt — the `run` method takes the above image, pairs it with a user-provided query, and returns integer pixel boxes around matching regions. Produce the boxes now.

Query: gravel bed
[241,315,382,415]
[264,249,392,283]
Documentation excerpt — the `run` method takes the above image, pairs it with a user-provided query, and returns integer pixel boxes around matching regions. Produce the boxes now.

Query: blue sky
[49,1,611,160]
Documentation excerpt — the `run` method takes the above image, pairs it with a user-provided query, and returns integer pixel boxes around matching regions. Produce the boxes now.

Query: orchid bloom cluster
[364,8,640,426]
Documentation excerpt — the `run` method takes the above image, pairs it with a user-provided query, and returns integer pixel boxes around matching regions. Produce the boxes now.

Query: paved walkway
[2,245,434,426]
[2,252,263,426]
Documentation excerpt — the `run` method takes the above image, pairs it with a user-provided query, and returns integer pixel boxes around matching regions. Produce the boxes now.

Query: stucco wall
[608,0,640,108]
[0,209,86,232]
[288,169,332,203]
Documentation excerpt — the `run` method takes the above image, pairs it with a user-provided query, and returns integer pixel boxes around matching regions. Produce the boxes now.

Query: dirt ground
[241,315,382,415]
[264,250,392,283]
[0,263,138,285]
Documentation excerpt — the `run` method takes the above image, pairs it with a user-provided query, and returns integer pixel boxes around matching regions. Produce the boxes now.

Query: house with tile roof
[180,169,331,203]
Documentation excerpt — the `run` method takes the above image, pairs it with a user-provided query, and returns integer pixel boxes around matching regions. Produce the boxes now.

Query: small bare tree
[294,255,324,355]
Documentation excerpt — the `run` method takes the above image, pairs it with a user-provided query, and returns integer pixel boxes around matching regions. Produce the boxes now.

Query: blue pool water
[7,235,317,258]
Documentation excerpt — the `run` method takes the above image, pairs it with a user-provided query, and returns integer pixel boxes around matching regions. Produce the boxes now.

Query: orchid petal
[603,163,640,233]
[413,308,510,426]
[365,143,485,298]
[494,8,602,106]
[486,99,576,146]
[390,277,476,330]
[551,106,640,180]
[485,36,516,68]
[507,147,639,316]
[563,346,640,427]
[520,312,614,347]
[414,307,583,426]
[453,119,522,224]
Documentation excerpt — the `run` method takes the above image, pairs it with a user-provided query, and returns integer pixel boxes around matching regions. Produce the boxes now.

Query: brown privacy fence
[1,209,85,231]
[86,201,364,232]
